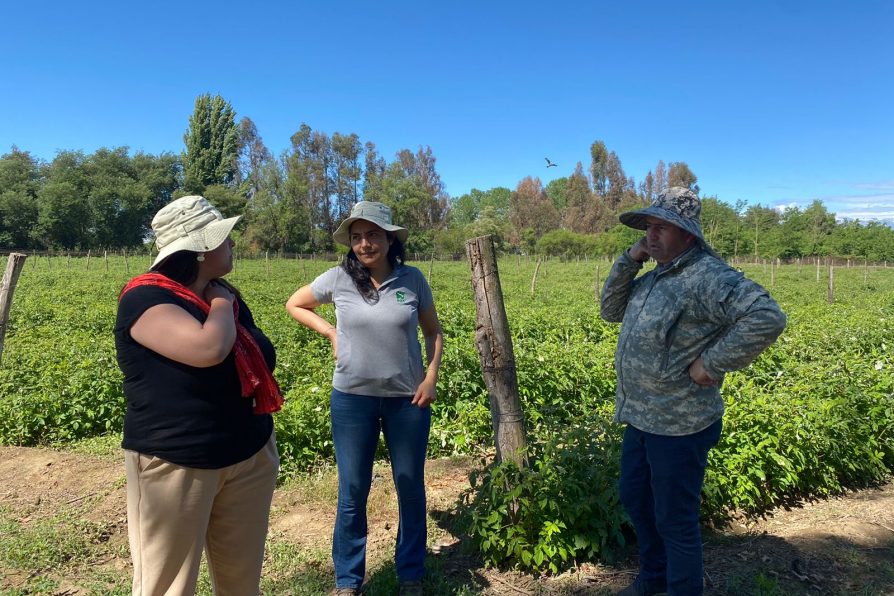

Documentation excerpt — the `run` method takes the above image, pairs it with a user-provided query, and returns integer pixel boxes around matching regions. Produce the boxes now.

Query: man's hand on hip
[689,356,719,386]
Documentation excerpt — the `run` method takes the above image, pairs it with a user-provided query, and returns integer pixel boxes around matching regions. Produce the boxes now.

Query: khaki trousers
[125,434,279,596]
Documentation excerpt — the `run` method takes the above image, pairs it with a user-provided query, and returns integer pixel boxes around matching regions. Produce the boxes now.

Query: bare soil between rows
[1,446,892,595]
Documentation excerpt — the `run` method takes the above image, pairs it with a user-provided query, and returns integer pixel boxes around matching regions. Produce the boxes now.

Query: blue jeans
[619,419,722,596]
[330,389,431,589]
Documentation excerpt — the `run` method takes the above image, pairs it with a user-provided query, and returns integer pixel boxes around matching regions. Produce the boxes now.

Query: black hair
[151,250,200,287]
[150,250,242,300]
[341,233,406,303]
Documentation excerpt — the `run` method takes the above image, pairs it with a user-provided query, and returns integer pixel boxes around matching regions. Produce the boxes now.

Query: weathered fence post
[0,253,28,367]
[827,260,834,304]
[594,264,601,302]
[530,259,542,296]
[428,252,434,282]
[466,236,527,466]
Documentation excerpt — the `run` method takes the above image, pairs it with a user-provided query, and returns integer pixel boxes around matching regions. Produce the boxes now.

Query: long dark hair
[152,250,200,287]
[151,250,242,300]
[342,233,406,303]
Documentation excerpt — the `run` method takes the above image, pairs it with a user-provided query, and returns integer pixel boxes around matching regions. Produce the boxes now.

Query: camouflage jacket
[600,246,786,435]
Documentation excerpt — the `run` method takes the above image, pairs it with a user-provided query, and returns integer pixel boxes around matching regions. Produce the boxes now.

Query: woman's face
[200,235,235,277]
[350,220,391,271]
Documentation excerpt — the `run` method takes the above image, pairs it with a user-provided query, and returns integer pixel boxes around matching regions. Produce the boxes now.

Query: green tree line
[2,94,892,261]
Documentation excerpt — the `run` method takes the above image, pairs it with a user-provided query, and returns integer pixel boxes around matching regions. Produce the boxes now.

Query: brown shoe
[399,580,423,595]
[332,588,361,596]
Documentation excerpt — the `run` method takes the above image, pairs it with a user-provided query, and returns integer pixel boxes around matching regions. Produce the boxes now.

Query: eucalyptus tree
[508,176,560,252]
[563,162,601,233]
[236,116,273,201]
[331,132,362,222]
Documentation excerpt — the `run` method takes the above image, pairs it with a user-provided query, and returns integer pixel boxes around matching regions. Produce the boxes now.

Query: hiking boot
[616,575,667,596]
[332,588,361,596]
[398,580,424,595]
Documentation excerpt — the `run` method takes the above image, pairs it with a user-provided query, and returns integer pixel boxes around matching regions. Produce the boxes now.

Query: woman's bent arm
[130,295,237,367]
[286,284,337,356]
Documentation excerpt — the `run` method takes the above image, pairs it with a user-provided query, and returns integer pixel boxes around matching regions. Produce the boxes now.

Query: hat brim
[151,215,241,268]
[332,216,409,247]
[619,206,704,241]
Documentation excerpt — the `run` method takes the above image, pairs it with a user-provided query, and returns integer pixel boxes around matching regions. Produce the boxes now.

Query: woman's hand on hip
[326,327,338,361]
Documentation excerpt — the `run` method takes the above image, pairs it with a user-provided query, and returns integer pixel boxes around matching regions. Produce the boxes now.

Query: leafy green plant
[461,416,626,574]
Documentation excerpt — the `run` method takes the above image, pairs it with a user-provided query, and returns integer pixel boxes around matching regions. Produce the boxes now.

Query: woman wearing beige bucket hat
[115,195,283,594]
[286,201,444,595]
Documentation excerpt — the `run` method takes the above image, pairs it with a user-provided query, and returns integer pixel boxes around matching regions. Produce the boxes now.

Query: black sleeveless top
[115,285,274,468]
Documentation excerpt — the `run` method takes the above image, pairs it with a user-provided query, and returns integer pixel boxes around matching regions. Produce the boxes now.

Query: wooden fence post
[827,260,834,304]
[530,259,542,295]
[0,253,28,367]
[466,236,527,467]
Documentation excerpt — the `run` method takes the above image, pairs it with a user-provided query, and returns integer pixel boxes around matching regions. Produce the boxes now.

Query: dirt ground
[1,445,892,595]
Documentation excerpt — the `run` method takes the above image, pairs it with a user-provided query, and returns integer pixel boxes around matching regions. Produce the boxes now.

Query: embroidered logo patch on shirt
[396,291,406,303]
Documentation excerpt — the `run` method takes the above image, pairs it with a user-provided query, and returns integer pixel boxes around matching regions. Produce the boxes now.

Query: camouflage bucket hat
[619,187,705,241]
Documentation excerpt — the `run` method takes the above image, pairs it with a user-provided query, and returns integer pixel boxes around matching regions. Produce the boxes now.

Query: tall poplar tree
[182,93,239,193]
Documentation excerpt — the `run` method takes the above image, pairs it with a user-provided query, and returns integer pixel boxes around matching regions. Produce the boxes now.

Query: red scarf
[120,273,283,415]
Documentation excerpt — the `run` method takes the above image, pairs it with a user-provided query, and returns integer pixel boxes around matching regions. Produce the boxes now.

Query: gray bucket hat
[619,187,723,260]
[151,195,241,268]
[332,201,409,247]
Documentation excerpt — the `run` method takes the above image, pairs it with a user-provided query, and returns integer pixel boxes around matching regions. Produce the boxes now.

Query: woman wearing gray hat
[286,201,444,595]
[115,195,282,595]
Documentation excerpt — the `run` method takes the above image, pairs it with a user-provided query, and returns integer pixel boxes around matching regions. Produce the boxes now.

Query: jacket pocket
[659,303,686,375]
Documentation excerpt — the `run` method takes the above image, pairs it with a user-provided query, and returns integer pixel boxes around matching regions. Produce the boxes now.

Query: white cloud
[853,180,894,191]
[768,189,894,227]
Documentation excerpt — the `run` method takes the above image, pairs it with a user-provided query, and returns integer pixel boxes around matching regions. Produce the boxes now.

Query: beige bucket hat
[151,195,241,267]
[332,201,409,247]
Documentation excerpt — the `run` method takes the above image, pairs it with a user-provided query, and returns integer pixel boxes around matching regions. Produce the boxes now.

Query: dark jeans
[619,419,722,596]
[330,389,431,589]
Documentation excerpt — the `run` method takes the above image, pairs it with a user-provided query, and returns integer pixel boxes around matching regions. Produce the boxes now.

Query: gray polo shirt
[311,264,434,397]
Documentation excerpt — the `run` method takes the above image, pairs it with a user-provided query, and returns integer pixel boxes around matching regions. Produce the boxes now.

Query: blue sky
[2,0,892,223]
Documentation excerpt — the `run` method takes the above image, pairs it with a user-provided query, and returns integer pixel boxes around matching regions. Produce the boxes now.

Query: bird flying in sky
[545,157,557,168]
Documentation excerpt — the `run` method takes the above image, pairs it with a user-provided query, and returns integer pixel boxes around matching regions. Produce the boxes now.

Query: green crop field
[1,253,892,573]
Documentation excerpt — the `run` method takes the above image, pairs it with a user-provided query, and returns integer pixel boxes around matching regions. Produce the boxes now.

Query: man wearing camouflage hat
[601,187,786,595]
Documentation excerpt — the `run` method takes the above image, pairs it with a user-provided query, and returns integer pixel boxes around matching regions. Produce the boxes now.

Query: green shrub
[461,415,626,574]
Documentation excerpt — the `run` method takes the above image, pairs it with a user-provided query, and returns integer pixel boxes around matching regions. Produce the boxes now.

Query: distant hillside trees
[3,96,893,261]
